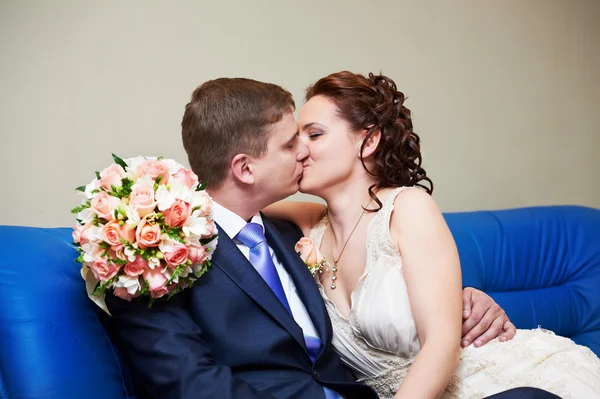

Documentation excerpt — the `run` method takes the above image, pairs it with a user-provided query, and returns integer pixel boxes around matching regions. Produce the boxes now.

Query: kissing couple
[105,72,600,398]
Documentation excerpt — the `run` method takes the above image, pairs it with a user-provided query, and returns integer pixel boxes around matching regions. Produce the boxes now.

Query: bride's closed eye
[308,132,323,140]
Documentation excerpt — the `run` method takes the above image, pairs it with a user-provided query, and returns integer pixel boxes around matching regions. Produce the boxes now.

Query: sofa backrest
[445,205,600,356]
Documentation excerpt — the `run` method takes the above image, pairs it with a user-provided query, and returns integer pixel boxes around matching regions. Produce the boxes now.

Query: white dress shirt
[212,201,320,340]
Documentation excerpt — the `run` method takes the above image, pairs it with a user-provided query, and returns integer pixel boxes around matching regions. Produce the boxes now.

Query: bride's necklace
[327,199,371,290]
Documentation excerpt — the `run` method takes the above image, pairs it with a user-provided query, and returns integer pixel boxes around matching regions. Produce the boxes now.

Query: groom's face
[250,110,309,203]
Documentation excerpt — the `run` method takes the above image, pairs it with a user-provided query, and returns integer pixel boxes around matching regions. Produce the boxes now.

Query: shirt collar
[212,201,265,240]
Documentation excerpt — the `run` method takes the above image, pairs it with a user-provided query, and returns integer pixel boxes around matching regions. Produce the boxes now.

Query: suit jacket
[105,215,378,399]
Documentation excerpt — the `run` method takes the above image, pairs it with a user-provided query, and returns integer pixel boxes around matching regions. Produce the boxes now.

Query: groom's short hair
[182,78,295,188]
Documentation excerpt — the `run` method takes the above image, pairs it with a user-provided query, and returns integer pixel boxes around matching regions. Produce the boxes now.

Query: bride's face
[297,95,360,196]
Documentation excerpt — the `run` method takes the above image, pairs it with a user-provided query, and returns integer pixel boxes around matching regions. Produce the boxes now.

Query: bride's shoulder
[376,186,433,210]
[393,186,435,205]
[386,186,444,234]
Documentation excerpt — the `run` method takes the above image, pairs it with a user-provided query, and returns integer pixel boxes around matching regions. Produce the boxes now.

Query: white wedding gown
[310,187,600,399]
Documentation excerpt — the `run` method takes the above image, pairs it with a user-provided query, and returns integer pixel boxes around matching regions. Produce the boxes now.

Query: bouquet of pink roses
[71,154,217,313]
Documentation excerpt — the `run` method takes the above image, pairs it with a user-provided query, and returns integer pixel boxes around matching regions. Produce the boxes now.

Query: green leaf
[70,203,90,214]
[196,181,207,191]
[92,281,103,296]
[95,171,101,180]
[200,234,218,245]
[114,177,134,198]
[75,185,86,192]
[166,265,184,285]
[194,259,212,278]
[147,297,156,308]
[93,275,119,296]
[122,241,136,253]
[166,228,185,244]
[139,279,150,296]
[112,153,128,171]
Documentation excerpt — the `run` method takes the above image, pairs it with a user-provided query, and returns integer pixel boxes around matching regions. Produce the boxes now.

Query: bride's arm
[262,201,326,236]
[390,188,462,399]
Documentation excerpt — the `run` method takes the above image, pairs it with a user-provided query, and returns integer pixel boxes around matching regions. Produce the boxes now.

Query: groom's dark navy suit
[106,215,378,399]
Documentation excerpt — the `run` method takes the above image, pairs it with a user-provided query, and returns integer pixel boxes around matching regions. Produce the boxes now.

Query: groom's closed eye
[286,132,300,148]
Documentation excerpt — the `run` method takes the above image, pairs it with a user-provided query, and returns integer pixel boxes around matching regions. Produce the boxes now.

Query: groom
[105,78,552,398]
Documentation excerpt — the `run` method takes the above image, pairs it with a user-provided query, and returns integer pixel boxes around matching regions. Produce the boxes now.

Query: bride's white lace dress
[310,187,600,399]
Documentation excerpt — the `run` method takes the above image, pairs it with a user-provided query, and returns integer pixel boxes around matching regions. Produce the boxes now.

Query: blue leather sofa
[1,206,599,399]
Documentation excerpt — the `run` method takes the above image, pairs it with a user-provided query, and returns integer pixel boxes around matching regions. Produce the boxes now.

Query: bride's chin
[298,182,316,196]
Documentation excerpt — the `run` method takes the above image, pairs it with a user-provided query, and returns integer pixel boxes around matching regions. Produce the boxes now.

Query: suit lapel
[210,222,307,351]
[262,215,331,353]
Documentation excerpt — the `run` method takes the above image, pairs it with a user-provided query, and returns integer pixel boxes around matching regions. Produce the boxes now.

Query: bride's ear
[231,153,256,185]
[358,128,381,159]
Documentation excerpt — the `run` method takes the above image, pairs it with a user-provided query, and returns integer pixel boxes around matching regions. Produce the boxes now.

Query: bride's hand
[461,287,516,348]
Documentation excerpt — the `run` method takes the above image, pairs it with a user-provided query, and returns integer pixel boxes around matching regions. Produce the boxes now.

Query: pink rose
[135,159,170,185]
[188,245,208,264]
[124,255,148,276]
[172,168,198,189]
[203,219,216,237]
[129,184,157,217]
[72,224,83,244]
[112,287,135,302]
[163,199,191,228]
[135,214,161,249]
[102,221,123,249]
[99,164,127,190]
[91,192,120,220]
[295,237,324,265]
[89,257,120,281]
[102,221,135,251]
[195,192,212,217]
[143,268,169,298]
[164,244,189,268]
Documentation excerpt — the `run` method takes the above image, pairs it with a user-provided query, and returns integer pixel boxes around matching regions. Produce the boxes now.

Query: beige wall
[1,0,598,227]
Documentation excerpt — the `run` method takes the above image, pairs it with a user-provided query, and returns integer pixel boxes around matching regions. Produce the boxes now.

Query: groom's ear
[231,153,256,185]
[358,127,381,159]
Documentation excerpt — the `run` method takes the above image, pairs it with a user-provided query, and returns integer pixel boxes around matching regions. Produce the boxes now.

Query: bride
[265,71,600,398]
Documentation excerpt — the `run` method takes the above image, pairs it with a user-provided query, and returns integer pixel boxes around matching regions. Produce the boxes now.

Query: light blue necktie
[236,223,341,399]
[236,223,292,314]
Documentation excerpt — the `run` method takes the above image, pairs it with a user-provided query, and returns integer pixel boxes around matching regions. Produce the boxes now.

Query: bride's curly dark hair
[305,71,433,210]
